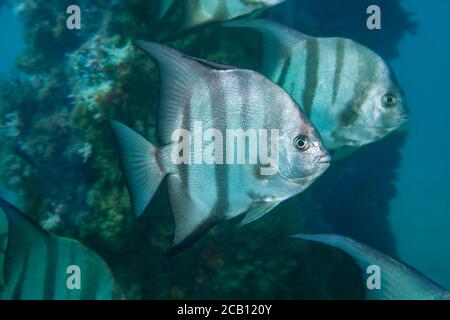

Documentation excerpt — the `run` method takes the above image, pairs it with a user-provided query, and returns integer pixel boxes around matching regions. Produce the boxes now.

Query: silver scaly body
[111,42,330,254]
[225,19,409,158]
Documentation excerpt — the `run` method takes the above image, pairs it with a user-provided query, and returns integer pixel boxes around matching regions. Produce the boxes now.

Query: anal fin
[166,175,221,256]
[239,200,280,227]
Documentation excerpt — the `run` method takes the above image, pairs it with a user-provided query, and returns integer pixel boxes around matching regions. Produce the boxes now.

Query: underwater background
[0,0,448,299]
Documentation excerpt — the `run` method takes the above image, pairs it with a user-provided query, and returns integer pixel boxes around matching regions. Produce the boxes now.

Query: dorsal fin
[134,41,207,145]
[182,55,241,71]
[223,19,309,80]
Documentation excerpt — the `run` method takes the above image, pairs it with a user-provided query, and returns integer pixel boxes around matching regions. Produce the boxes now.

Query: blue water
[390,0,450,290]
[0,7,23,76]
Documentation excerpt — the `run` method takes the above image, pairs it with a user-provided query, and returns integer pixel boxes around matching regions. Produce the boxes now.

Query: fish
[159,0,285,29]
[110,41,330,254]
[292,234,450,300]
[159,0,175,19]
[224,19,409,159]
[0,195,117,300]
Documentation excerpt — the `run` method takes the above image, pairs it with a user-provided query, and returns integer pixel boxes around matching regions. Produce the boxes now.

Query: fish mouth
[318,153,332,164]
[397,114,409,126]
[284,154,331,185]
[361,112,409,131]
[385,113,409,129]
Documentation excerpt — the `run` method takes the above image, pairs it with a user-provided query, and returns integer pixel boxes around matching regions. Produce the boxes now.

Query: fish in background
[224,19,409,159]
[159,0,285,29]
[0,195,117,300]
[293,234,450,300]
[110,41,330,255]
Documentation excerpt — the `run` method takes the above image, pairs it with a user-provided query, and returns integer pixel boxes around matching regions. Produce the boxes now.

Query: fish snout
[398,111,409,124]
[318,153,332,164]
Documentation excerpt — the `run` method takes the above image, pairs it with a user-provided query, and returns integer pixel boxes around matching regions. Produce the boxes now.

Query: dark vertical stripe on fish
[262,74,276,175]
[332,39,346,104]
[353,49,377,118]
[339,94,359,127]
[43,240,58,299]
[303,38,320,116]
[77,242,98,300]
[339,49,375,128]
[178,96,191,190]
[12,253,29,299]
[216,0,229,21]
[278,53,292,90]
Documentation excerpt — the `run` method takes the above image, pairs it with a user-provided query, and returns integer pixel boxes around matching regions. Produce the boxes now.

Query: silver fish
[159,0,285,29]
[111,41,330,254]
[293,234,450,300]
[224,19,409,159]
[0,195,117,300]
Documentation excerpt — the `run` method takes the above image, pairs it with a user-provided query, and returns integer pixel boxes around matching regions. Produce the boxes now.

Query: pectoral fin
[239,200,280,227]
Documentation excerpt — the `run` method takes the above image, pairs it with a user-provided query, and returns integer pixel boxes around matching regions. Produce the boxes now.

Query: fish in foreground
[293,234,450,300]
[159,0,285,29]
[224,19,409,159]
[0,195,117,300]
[111,41,330,254]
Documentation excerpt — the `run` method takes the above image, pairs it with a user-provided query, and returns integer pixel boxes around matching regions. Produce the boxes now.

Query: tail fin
[292,234,450,300]
[158,0,175,19]
[110,120,165,217]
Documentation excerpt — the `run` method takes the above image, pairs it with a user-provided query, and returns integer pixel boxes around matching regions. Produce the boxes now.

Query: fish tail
[292,234,363,257]
[158,0,175,19]
[110,120,166,217]
[292,234,450,300]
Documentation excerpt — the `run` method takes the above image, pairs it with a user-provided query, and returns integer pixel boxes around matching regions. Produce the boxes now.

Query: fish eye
[382,93,397,107]
[293,135,310,151]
